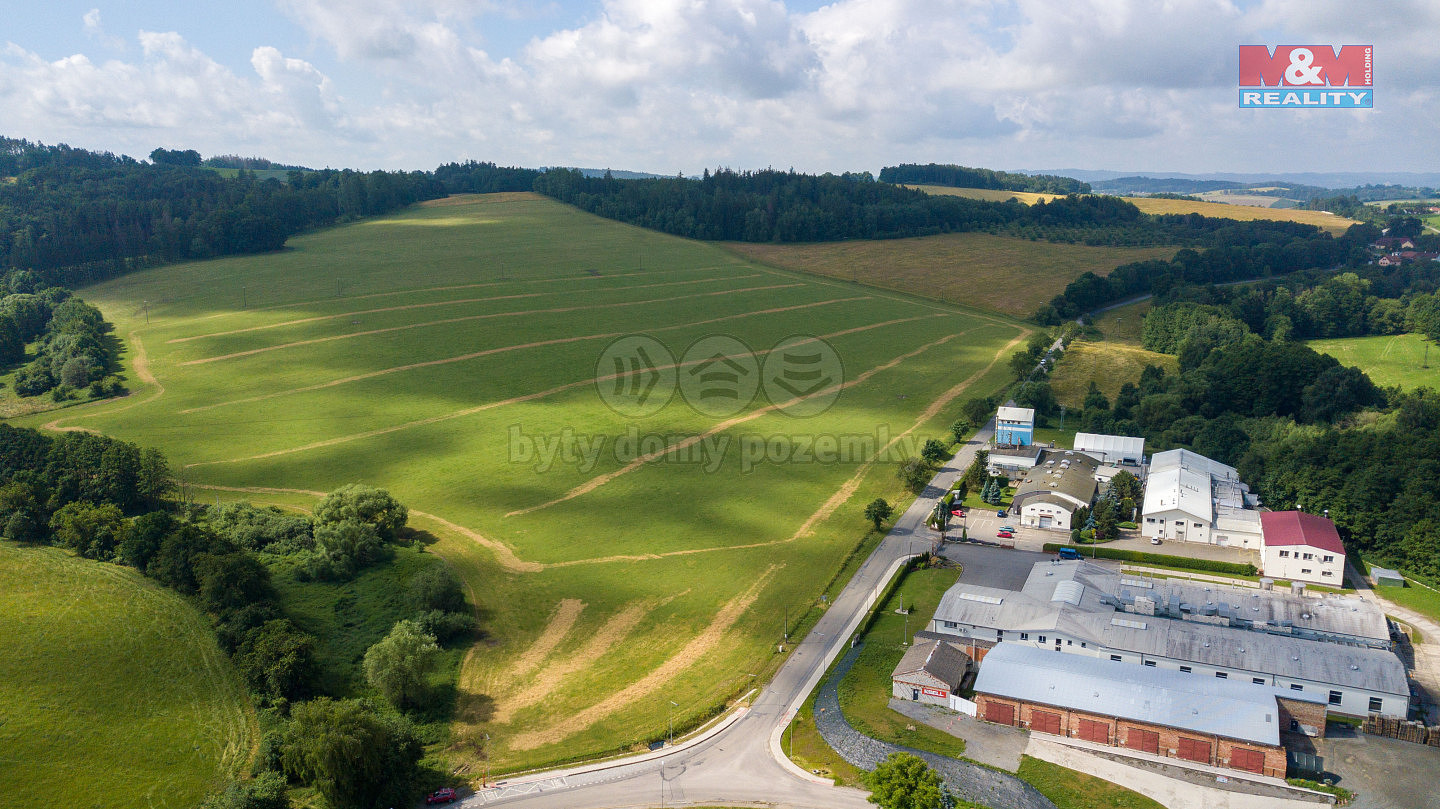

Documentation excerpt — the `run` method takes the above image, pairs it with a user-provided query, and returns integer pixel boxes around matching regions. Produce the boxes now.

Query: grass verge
[1017,755,1166,809]
[1375,582,1440,627]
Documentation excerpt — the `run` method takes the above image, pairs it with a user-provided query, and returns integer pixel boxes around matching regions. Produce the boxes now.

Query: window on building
[1323,555,1334,562]
[1322,571,1333,577]
[1146,518,1156,523]
[1143,660,1156,667]
[1253,677,1266,685]
[1215,672,1228,679]
[1369,697,1383,712]
[1195,522,1205,528]
[1180,666,1192,673]
[1038,635,1046,644]
[1329,691,1343,705]
[1066,639,1072,645]
[1302,569,1312,574]
[1279,550,1290,558]
[1080,642,1086,648]
[996,630,1003,640]
[1110,655,1122,662]
[1290,684,1304,692]
[943,621,958,629]
[1020,633,1029,641]
[1303,553,1314,560]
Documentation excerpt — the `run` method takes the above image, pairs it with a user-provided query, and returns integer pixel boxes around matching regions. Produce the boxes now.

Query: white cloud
[2,1,1437,173]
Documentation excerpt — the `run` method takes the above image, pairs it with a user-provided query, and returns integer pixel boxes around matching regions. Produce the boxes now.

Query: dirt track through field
[504,326,967,517]
[178,301,893,463]
[170,276,777,346]
[489,599,585,695]
[186,265,743,322]
[492,597,667,725]
[507,566,778,751]
[179,275,768,366]
[42,332,163,434]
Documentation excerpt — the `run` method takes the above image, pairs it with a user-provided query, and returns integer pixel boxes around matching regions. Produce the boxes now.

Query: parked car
[1150,537,1162,545]
[427,788,458,805]
[1001,525,1016,533]
[996,530,1014,538]
[951,509,965,518]
[996,509,1008,517]
[1057,547,1082,560]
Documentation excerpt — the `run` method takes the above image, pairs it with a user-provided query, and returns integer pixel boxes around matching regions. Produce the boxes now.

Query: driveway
[938,542,1050,592]
[1313,725,1440,809]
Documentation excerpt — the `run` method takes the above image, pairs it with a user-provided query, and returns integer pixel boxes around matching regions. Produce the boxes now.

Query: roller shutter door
[984,701,1016,726]
[1031,710,1061,735]
[1126,728,1160,754]
[1078,718,1109,744]
[1231,747,1265,774]
[1177,737,1211,763]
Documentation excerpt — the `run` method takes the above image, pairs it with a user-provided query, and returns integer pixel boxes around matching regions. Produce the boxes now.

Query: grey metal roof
[932,561,1409,697]
[892,639,971,690]
[1012,450,1100,510]
[1073,433,1145,464]
[974,643,1294,746]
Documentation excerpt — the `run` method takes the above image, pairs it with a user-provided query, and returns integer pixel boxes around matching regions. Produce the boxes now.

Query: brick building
[974,643,1326,778]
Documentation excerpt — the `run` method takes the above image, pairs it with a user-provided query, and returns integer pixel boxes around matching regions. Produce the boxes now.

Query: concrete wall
[975,694,1289,778]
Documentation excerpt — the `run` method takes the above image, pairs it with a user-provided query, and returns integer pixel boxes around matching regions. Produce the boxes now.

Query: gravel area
[814,646,1055,809]
[887,698,1027,772]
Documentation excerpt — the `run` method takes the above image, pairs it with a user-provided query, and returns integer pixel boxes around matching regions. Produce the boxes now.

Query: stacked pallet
[1363,714,1440,745]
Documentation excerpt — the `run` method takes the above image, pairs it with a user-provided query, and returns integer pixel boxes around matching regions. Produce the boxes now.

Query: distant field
[0,544,253,808]
[1307,333,1440,390]
[20,192,1029,774]
[725,235,1176,319]
[206,167,297,181]
[1050,341,1177,410]
[909,185,1357,236]
[1088,299,1152,345]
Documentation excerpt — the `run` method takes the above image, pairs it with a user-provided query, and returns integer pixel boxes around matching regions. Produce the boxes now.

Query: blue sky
[2,1,1435,176]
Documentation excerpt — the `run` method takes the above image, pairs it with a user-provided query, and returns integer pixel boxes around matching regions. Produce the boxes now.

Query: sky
[2,0,1436,176]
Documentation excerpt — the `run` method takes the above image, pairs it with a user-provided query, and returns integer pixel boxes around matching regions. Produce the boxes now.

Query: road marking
[477,776,568,802]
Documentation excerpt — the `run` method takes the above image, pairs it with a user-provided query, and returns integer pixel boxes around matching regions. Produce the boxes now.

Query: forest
[877,163,1091,194]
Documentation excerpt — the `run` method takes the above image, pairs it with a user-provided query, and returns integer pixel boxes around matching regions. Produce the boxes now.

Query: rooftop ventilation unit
[959,592,1003,605]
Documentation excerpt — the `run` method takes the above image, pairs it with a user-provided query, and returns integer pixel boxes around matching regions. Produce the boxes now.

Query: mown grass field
[1307,333,1440,391]
[20,192,1029,774]
[0,543,254,808]
[1050,341,1176,410]
[725,236,1176,319]
[910,185,1357,235]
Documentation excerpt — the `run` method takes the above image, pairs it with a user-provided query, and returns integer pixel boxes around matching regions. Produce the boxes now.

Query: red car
[427,788,457,804]
[951,510,965,518]
[996,530,1014,538]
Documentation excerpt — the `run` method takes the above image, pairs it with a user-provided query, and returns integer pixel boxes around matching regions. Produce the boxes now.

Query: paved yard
[938,542,1050,592]
[1313,726,1440,809]
[887,698,1028,772]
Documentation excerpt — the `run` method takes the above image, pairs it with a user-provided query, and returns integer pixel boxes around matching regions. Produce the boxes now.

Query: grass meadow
[1049,300,1175,410]
[909,185,1357,235]
[725,236,1176,319]
[19,192,1030,774]
[0,543,254,808]
[1307,333,1440,391]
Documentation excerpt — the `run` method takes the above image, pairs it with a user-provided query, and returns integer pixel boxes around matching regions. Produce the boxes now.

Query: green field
[1307,333,1440,391]
[0,543,254,808]
[726,235,1176,319]
[20,192,1028,774]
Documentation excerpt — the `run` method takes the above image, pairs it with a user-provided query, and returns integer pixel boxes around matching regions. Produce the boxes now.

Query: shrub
[414,609,476,643]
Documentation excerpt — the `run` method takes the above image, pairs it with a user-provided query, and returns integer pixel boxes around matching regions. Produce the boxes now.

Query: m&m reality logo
[1239,45,1372,108]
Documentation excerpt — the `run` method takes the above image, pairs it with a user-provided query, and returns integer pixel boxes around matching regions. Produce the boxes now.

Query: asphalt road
[466,425,997,809]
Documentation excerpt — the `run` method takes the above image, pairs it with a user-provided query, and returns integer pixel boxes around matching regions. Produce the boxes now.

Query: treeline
[0,137,446,288]
[1037,220,1368,322]
[877,163,1090,194]
[0,272,123,399]
[433,160,542,194]
[0,423,470,807]
[531,167,1288,246]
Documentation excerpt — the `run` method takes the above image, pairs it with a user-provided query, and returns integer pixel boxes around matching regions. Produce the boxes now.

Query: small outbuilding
[1370,566,1405,588]
[891,638,973,707]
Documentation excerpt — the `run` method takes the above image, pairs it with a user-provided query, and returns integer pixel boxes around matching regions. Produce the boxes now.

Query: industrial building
[1073,433,1146,468]
[1260,511,1346,585]
[994,406,1035,447]
[890,637,973,708]
[929,560,1409,718]
[1140,449,1263,548]
[1011,450,1100,531]
[973,643,1326,777]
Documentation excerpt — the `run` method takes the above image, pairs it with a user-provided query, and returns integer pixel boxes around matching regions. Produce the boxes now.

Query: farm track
[506,566,779,751]
[172,273,764,351]
[504,326,973,518]
[179,298,886,465]
[178,274,768,365]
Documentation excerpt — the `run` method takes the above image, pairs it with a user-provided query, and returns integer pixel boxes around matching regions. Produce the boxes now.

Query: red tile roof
[1260,511,1345,555]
